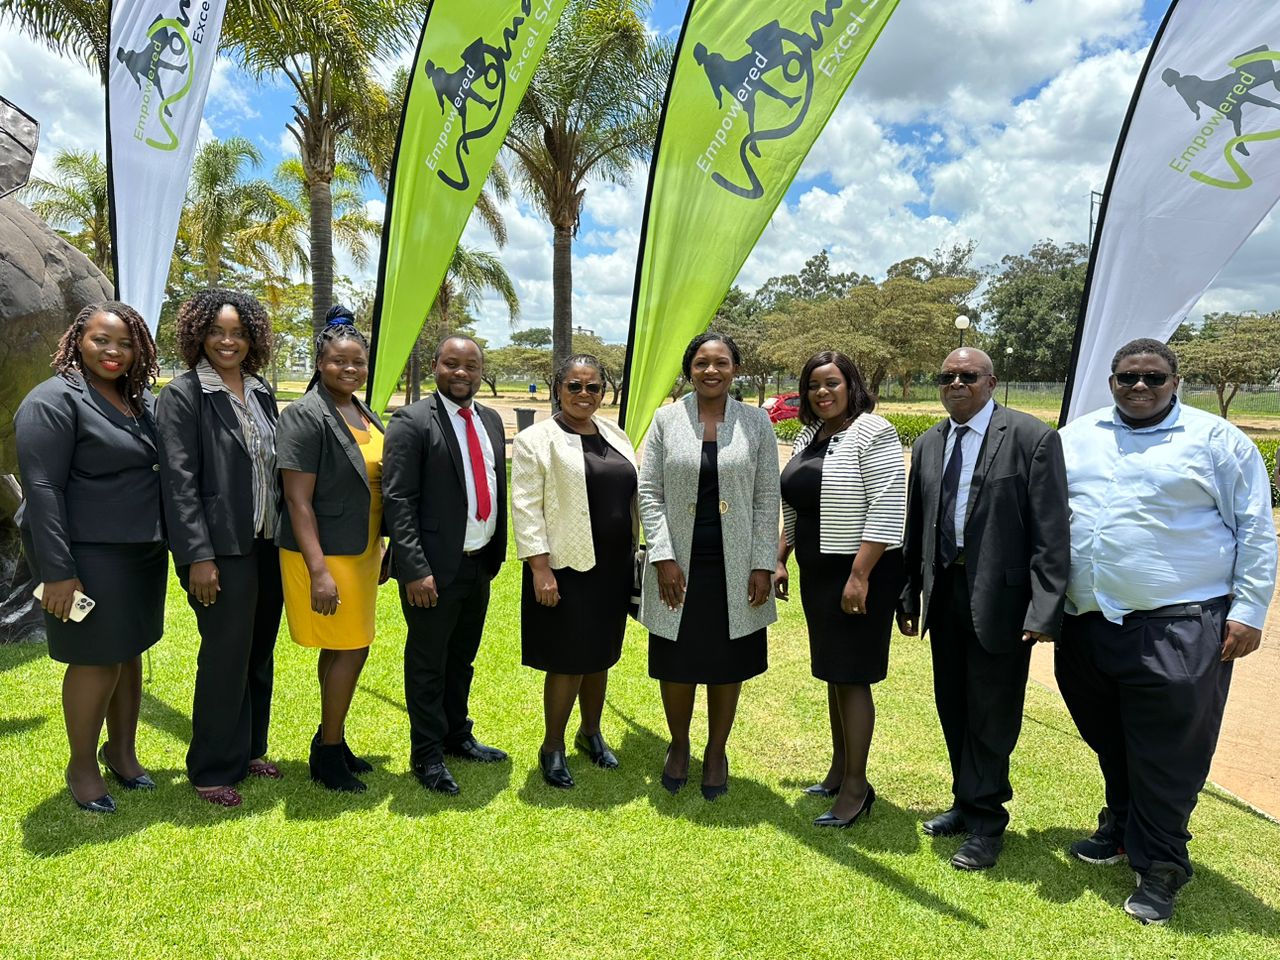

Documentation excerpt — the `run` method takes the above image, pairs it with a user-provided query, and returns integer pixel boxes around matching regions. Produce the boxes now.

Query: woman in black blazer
[15,301,166,813]
[156,288,283,808]
[276,310,385,793]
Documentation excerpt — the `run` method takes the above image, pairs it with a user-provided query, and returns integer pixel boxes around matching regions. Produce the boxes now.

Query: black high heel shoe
[813,784,876,828]
[701,756,729,802]
[66,773,115,813]
[660,746,688,794]
[98,744,156,791]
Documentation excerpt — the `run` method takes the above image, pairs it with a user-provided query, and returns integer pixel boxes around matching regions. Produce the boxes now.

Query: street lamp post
[1004,346,1013,407]
[954,315,970,348]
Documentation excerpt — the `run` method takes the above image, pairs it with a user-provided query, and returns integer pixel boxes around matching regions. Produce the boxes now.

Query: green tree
[714,286,775,405]
[754,250,867,311]
[1178,313,1280,417]
[510,327,554,350]
[223,0,426,331]
[22,149,110,273]
[982,240,1088,382]
[764,268,976,398]
[506,0,671,371]
[0,0,321,85]
[182,137,277,285]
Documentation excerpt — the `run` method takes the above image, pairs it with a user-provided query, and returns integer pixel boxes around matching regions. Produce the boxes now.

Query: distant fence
[876,381,1280,419]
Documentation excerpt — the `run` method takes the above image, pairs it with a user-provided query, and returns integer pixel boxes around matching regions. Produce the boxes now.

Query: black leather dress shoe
[412,762,460,795]
[99,744,156,791]
[445,736,508,763]
[922,806,966,837]
[539,750,575,789]
[951,834,1004,871]
[574,730,619,769]
[803,783,839,797]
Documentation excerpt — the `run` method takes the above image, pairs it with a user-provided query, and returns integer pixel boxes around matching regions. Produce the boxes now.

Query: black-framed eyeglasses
[1113,372,1170,387]
[565,381,603,395]
[934,371,982,386]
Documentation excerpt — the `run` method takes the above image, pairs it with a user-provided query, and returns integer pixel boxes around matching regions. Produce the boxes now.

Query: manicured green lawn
[2,550,1278,959]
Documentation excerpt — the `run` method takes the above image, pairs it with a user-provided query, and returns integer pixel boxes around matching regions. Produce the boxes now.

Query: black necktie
[938,425,969,567]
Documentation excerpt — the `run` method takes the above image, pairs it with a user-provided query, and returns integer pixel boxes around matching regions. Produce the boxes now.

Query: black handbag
[628,544,646,620]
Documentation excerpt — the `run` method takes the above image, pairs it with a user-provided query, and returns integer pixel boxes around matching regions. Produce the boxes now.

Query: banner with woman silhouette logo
[619,0,900,442]
[367,0,569,414]
[106,0,227,332]
[1063,0,1280,423]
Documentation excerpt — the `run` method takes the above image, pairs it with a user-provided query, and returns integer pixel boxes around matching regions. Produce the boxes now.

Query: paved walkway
[1029,576,1280,819]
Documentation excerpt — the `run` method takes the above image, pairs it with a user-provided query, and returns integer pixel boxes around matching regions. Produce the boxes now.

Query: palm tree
[182,137,277,285]
[222,0,427,332]
[242,158,380,279]
[0,0,311,85]
[22,149,111,273]
[505,0,671,369]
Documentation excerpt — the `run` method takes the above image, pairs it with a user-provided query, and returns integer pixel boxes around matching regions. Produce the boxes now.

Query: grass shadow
[20,766,289,857]
[611,707,984,928]
[996,826,1280,937]
[0,714,45,740]
[383,757,512,819]
[0,639,43,676]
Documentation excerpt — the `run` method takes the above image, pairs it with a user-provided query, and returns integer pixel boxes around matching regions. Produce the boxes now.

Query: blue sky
[5,0,1277,347]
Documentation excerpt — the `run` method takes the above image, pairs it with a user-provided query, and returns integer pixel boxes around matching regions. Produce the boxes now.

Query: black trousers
[928,564,1032,837]
[1055,600,1232,877]
[180,539,283,787]
[401,554,492,766]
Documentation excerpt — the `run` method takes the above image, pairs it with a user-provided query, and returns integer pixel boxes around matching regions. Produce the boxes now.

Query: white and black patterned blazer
[782,413,906,553]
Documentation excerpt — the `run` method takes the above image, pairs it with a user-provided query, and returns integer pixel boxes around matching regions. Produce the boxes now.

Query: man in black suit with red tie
[897,348,1069,870]
[382,335,508,794]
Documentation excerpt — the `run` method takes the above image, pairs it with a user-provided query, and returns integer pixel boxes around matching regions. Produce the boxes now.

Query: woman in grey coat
[639,332,780,800]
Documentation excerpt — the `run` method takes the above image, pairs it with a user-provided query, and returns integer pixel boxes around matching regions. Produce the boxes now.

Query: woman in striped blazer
[775,351,906,829]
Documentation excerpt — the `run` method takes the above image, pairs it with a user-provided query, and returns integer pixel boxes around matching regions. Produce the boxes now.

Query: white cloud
[0,36,104,176]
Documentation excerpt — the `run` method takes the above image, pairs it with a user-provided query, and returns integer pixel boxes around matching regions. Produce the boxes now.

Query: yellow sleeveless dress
[280,423,383,650]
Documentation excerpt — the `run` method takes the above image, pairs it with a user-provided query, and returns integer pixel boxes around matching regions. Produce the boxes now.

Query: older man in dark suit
[898,348,1069,870]
[382,335,509,795]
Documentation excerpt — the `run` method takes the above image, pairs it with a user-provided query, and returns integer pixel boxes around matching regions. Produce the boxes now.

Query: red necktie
[458,407,491,521]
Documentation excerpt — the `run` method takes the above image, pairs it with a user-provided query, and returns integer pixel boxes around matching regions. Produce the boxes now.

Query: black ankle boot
[317,725,373,774]
[342,740,373,774]
[310,734,367,793]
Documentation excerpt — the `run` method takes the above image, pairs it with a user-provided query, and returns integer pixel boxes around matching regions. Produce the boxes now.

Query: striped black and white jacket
[782,413,906,553]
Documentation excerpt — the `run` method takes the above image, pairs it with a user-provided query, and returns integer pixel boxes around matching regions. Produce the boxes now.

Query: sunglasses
[1113,372,1170,387]
[934,371,983,386]
[565,381,603,395]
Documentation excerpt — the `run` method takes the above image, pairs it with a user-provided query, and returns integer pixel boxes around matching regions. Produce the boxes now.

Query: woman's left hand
[747,569,772,608]
[841,571,869,615]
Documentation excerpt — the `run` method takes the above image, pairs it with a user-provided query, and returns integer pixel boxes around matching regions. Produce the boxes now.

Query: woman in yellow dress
[276,309,385,792]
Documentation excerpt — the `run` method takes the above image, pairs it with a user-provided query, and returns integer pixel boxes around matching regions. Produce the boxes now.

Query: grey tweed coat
[638,393,780,640]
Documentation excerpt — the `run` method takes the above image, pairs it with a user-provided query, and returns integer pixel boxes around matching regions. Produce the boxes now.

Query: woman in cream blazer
[638,332,779,800]
[512,355,638,789]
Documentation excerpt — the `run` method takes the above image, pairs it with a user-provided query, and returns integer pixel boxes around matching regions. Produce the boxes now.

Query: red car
[764,392,802,423]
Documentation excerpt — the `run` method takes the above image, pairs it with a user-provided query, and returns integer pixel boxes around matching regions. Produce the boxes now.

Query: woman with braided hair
[156,288,283,808]
[14,301,166,812]
[276,306,386,792]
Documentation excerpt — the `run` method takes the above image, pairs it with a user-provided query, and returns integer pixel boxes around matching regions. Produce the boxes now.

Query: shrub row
[775,418,1280,506]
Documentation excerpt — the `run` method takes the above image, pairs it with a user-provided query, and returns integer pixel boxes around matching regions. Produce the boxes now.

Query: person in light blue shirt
[1056,337,1277,927]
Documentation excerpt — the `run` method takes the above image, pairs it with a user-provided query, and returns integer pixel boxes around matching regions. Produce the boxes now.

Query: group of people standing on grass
[13,288,1277,928]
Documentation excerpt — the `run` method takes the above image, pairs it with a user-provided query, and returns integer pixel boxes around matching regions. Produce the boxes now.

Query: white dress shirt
[439,394,498,551]
[942,397,995,550]
[1060,400,1277,627]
